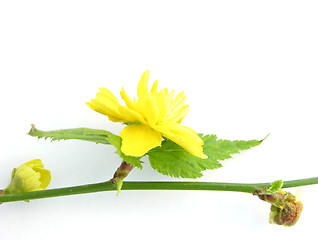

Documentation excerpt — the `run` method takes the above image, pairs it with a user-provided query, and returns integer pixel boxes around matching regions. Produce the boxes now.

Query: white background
[0,1,318,239]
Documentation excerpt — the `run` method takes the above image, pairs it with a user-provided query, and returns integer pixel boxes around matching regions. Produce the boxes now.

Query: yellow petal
[87,101,123,122]
[15,165,35,179]
[99,87,119,103]
[137,70,150,98]
[167,104,189,123]
[96,92,122,115]
[34,167,51,190]
[120,87,135,109]
[119,106,146,123]
[136,94,159,126]
[166,89,175,101]
[120,124,162,157]
[150,80,159,94]
[23,172,41,192]
[87,91,125,122]
[88,90,144,123]
[155,122,207,159]
[170,91,186,112]
[20,159,44,169]
[155,90,169,121]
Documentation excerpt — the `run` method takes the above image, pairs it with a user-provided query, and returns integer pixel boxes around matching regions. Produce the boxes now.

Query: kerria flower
[4,159,51,194]
[87,70,207,159]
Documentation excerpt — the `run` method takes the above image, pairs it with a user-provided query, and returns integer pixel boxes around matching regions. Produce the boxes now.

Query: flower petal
[155,90,169,121]
[121,124,162,157]
[169,91,186,113]
[23,172,41,192]
[99,87,119,102]
[88,89,144,123]
[136,94,159,126]
[137,70,150,98]
[154,122,207,159]
[168,104,189,123]
[35,167,51,190]
[15,166,36,180]
[87,91,125,122]
[150,80,159,94]
[20,159,44,169]
[120,87,135,109]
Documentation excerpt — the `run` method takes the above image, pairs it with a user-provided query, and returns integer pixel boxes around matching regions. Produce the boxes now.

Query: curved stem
[1,177,318,203]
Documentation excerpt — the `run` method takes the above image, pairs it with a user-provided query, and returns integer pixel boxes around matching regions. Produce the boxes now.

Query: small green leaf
[116,178,123,196]
[28,125,111,144]
[107,133,143,169]
[268,180,284,193]
[148,134,262,179]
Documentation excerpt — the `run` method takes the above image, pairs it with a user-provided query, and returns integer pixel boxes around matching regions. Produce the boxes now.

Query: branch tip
[260,133,270,143]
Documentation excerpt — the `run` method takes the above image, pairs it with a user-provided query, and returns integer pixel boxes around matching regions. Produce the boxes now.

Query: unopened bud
[254,187,303,226]
[4,159,51,194]
[111,161,134,181]
[269,199,303,226]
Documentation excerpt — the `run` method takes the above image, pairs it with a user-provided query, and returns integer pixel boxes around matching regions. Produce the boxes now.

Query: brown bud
[111,161,134,184]
[254,187,303,227]
[269,200,303,226]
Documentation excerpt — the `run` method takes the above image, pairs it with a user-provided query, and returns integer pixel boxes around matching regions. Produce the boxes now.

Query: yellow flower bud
[4,159,51,194]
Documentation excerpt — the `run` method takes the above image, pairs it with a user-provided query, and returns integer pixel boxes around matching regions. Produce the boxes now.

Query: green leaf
[107,133,143,169]
[116,178,123,196]
[29,125,142,168]
[147,134,262,179]
[28,125,111,144]
[268,180,284,193]
[201,134,261,161]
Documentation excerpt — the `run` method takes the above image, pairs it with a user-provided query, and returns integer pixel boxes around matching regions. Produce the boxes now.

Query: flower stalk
[111,161,135,183]
[0,177,317,203]
[111,161,135,195]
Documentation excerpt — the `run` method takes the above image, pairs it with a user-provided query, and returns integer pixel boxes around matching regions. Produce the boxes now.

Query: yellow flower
[5,159,51,194]
[87,70,207,159]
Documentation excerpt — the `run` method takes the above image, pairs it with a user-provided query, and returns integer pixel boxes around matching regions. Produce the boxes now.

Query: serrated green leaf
[201,134,261,161]
[107,133,143,169]
[29,125,143,169]
[147,134,262,179]
[28,126,111,144]
[148,140,221,178]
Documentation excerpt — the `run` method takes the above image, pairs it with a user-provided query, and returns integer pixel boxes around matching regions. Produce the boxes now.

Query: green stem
[1,177,318,203]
